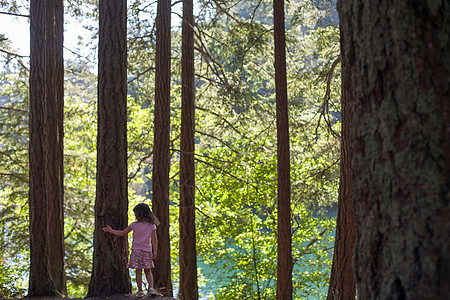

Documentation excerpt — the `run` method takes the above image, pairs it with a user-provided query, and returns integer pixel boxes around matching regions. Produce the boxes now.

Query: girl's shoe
[148,287,157,296]
[137,291,145,298]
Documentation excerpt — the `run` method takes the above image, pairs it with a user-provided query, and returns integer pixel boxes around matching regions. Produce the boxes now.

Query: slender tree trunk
[326,61,356,300]
[179,0,198,298]
[29,0,65,296]
[273,0,292,299]
[87,0,130,296]
[45,0,66,294]
[152,0,172,296]
[339,0,450,298]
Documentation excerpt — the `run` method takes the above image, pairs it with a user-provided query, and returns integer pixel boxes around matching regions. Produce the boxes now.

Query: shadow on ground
[8,294,178,300]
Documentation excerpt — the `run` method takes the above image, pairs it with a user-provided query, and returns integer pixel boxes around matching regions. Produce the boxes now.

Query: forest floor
[9,294,178,300]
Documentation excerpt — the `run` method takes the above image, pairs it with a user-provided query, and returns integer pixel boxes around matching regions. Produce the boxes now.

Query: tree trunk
[152,0,173,296]
[339,0,450,298]
[87,0,130,296]
[326,59,356,300]
[179,0,198,298]
[29,0,65,296]
[45,0,66,294]
[273,0,293,299]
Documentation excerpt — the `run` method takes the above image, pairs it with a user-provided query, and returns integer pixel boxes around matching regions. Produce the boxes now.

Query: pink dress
[127,222,157,269]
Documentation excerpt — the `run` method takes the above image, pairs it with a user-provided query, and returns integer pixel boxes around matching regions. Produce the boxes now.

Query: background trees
[1,0,340,298]
[3,0,448,299]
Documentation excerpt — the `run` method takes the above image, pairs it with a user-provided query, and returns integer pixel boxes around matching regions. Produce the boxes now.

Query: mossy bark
[338,0,450,298]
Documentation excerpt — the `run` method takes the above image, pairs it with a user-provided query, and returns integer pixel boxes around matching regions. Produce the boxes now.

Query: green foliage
[188,1,340,298]
[194,134,335,299]
[63,62,98,297]
[0,41,30,296]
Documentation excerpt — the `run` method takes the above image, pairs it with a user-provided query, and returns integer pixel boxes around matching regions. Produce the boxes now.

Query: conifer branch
[0,11,29,18]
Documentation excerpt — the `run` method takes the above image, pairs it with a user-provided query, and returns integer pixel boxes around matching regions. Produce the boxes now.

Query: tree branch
[128,135,179,182]
[0,105,28,113]
[194,157,248,184]
[128,66,155,84]
[0,172,28,183]
[293,227,329,261]
[0,48,28,58]
[0,11,29,18]
[195,130,239,154]
[193,26,230,88]
[210,0,240,23]
[195,105,241,135]
[0,149,28,171]
[128,149,153,182]
[317,55,341,138]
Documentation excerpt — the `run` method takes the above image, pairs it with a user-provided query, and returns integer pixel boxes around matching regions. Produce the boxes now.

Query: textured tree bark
[29,0,65,296]
[179,0,198,299]
[339,0,450,298]
[273,0,293,299]
[87,0,131,296]
[152,0,173,296]
[327,63,356,300]
[29,1,53,294]
[45,0,66,294]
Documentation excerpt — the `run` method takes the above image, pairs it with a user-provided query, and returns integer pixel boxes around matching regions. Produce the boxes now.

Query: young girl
[103,203,160,297]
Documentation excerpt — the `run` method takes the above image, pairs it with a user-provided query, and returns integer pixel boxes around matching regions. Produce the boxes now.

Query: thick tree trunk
[339,0,450,298]
[29,1,54,290]
[273,0,293,299]
[87,0,130,296]
[327,64,356,300]
[152,0,173,296]
[29,0,65,296]
[179,0,198,299]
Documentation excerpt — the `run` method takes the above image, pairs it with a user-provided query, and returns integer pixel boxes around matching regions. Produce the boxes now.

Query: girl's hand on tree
[102,225,112,233]
[152,251,157,260]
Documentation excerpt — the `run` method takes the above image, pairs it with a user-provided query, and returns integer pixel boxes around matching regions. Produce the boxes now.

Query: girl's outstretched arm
[151,229,158,259]
[102,225,132,236]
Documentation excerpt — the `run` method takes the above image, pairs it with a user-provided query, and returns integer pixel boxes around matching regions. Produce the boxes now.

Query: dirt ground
[9,294,178,300]
[85,294,178,300]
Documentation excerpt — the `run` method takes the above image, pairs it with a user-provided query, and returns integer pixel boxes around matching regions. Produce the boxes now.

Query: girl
[103,203,160,297]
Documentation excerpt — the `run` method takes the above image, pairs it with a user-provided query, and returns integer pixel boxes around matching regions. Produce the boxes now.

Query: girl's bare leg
[135,269,143,291]
[144,268,154,289]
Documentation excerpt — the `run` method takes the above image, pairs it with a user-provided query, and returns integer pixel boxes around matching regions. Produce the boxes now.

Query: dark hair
[133,203,160,226]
